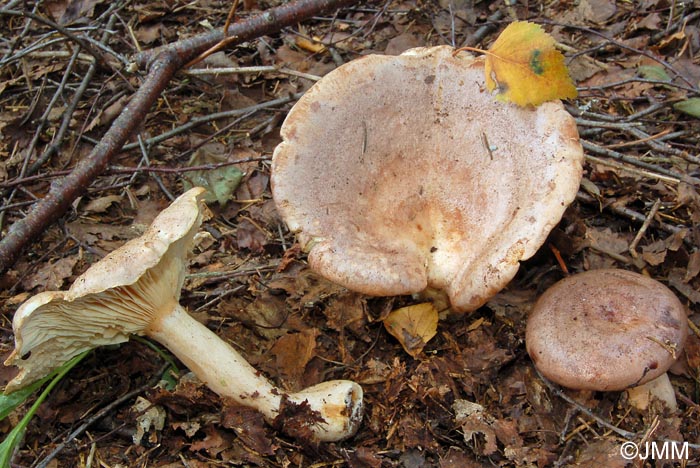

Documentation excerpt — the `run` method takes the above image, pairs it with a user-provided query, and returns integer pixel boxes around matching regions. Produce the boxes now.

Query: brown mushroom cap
[526,269,688,391]
[271,46,583,312]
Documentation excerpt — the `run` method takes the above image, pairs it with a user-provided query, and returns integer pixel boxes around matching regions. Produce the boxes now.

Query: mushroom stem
[626,373,677,412]
[148,304,363,441]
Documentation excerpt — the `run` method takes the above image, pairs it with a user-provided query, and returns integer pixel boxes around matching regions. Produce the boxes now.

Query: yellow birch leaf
[482,21,577,106]
[383,303,438,358]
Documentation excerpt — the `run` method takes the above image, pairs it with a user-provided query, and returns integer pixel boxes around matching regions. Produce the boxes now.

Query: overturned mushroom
[526,269,688,410]
[5,188,363,442]
[271,46,583,312]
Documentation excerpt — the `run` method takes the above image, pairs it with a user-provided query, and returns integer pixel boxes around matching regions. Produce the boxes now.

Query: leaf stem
[453,45,532,69]
[452,45,488,56]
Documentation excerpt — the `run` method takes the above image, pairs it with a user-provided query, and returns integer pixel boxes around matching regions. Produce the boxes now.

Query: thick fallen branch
[0,0,361,275]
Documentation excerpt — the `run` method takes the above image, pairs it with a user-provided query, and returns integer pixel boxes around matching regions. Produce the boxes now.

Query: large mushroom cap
[5,187,207,392]
[271,46,583,312]
[526,269,688,391]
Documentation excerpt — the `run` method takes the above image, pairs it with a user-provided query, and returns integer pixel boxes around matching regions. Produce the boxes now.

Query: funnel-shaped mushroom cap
[526,269,688,391]
[5,187,206,392]
[271,46,583,312]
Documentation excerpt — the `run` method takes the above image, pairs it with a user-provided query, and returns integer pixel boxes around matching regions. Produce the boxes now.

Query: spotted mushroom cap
[526,269,688,391]
[271,46,583,311]
[4,187,207,393]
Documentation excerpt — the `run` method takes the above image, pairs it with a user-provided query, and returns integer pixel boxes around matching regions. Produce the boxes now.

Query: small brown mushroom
[5,188,363,442]
[271,46,583,312]
[526,269,687,409]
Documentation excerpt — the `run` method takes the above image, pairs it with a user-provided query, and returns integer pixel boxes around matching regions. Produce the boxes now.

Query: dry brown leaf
[270,329,319,388]
[274,44,309,69]
[22,255,78,291]
[641,239,667,266]
[346,446,383,468]
[45,0,104,23]
[188,425,233,456]
[383,303,438,358]
[84,95,129,132]
[323,292,366,335]
[355,358,392,385]
[385,33,423,55]
[459,414,498,455]
[66,220,137,250]
[134,23,163,44]
[220,405,275,456]
[236,218,268,253]
[83,194,122,214]
[575,439,629,467]
[685,250,700,282]
[668,268,700,304]
[171,420,201,438]
[439,447,482,468]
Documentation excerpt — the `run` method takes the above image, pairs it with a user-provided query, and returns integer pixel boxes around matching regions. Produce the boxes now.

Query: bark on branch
[0,0,361,275]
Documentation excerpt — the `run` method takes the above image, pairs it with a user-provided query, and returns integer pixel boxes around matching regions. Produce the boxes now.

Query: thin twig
[111,157,272,175]
[576,191,685,238]
[576,118,643,129]
[0,157,272,190]
[185,65,322,81]
[628,199,661,258]
[0,9,113,71]
[133,0,363,69]
[136,135,174,201]
[0,48,81,232]
[20,48,82,179]
[584,154,680,185]
[118,93,301,152]
[605,128,672,149]
[578,77,698,94]
[626,126,699,161]
[581,140,700,186]
[541,19,697,90]
[182,0,241,69]
[28,15,120,177]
